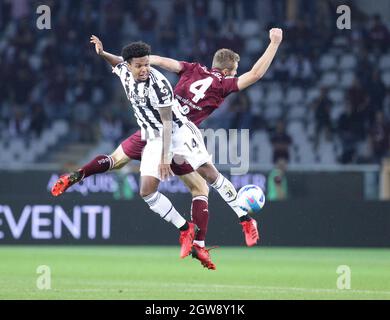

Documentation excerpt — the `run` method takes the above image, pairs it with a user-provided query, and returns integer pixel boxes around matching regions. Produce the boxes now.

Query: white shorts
[140,122,212,179]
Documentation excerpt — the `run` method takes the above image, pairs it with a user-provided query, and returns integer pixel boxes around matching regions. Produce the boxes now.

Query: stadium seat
[80,140,116,166]
[330,103,345,122]
[247,85,264,104]
[240,20,260,38]
[356,140,371,160]
[339,54,357,70]
[339,71,355,88]
[52,120,69,137]
[319,54,337,71]
[251,103,262,116]
[0,151,14,164]
[122,13,139,37]
[7,138,26,154]
[26,146,40,161]
[22,149,36,163]
[306,122,316,139]
[29,54,41,71]
[318,141,337,164]
[379,54,390,70]
[328,89,345,104]
[298,144,316,164]
[246,37,263,54]
[35,37,50,55]
[238,55,252,71]
[287,105,307,121]
[332,35,349,48]
[320,72,338,87]
[252,131,272,164]
[33,138,50,156]
[305,88,321,104]
[41,129,58,148]
[0,139,6,152]
[289,145,299,164]
[382,71,390,86]
[285,87,304,105]
[287,120,305,137]
[263,104,283,121]
[264,88,283,104]
[289,123,309,153]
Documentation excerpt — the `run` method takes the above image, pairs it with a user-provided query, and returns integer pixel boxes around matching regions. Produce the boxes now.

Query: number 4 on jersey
[189,77,213,103]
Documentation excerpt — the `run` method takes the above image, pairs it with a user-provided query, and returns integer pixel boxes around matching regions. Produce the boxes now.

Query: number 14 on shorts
[184,138,198,152]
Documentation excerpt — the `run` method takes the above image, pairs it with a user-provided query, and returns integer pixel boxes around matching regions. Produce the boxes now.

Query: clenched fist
[269,28,283,45]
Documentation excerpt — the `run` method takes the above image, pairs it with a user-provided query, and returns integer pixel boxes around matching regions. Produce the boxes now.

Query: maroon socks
[191,196,209,246]
[79,155,114,178]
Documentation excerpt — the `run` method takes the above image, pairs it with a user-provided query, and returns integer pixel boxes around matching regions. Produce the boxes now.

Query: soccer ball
[237,184,266,214]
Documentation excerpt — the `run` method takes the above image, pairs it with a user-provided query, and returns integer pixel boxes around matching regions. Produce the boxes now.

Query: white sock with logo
[143,192,186,229]
[210,173,246,218]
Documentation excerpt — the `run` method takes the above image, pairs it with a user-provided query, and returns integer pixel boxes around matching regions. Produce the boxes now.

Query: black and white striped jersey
[112,63,188,140]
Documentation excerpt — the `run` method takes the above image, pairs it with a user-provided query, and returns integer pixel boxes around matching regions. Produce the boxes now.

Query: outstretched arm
[237,28,283,91]
[149,55,183,73]
[90,35,123,67]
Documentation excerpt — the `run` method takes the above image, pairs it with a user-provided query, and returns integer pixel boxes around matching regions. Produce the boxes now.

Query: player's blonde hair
[212,49,240,71]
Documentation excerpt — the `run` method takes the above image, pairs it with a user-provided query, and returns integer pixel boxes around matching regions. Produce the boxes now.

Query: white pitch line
[6,282,389,296]
[149,282,390,296]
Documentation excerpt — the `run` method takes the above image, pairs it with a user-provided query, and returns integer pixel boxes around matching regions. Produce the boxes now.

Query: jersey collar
[210,68,223,76]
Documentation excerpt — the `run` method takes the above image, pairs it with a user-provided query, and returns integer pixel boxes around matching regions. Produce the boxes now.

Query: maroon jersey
[174,62,239,126]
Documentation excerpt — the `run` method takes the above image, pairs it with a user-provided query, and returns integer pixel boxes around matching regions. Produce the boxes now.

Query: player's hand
[159,163,174,181]
[90,35,104,55]
[269,28,283,45]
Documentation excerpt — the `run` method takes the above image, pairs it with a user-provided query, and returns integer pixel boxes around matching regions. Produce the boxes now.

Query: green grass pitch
[0,246,389,300]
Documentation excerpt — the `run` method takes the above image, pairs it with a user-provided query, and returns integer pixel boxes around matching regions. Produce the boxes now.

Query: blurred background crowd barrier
[0,170,389,246]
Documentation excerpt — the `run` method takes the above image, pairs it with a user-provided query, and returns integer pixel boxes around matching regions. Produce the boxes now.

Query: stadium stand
[0,0,389,169]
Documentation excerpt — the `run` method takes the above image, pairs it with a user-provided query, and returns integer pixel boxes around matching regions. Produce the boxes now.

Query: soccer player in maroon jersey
[52,29,283,270]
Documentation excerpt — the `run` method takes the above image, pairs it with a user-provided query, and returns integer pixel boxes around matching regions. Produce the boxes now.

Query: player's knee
[139,190,149,198]
[190,182,209,198]
[110,153,130,170]
[197,163,219,184]
[139,185,157,199]
[113,158,131,170]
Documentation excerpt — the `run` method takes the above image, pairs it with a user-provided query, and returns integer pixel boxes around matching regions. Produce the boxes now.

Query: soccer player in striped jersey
[52,29,283,269]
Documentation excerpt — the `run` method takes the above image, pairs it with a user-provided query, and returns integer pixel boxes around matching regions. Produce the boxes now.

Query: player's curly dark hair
[121,41,151,62]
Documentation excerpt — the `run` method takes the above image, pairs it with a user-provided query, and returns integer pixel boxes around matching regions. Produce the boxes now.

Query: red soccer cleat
[179,222,198,258]
[51,171,82,197]
[240,218,260,247]
[191,244,217,270]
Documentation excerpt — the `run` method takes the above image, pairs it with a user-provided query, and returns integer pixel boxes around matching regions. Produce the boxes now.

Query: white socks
[211,173,246,218]
[143,192,186,229]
